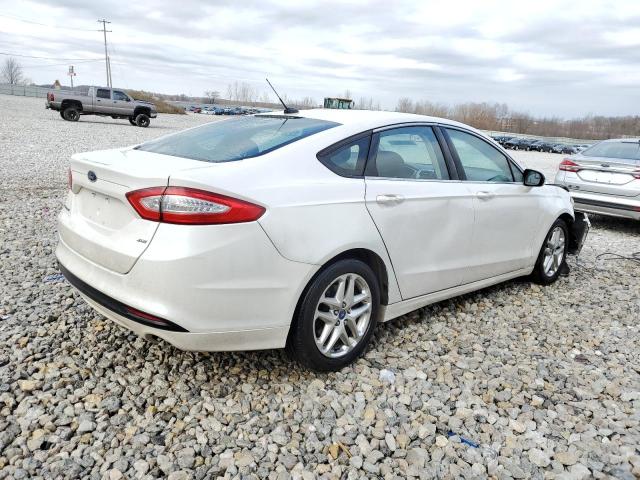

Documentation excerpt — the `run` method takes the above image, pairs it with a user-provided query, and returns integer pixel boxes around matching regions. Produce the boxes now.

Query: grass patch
[126,90,185,114]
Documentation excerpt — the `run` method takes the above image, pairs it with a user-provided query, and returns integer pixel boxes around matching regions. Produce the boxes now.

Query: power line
[0,51,102,61]
[0,13,100,32]
[21,59,104,68]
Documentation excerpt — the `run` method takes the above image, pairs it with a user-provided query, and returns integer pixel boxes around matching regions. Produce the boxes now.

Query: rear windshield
[582,141,640,161]
[136,116,340,162]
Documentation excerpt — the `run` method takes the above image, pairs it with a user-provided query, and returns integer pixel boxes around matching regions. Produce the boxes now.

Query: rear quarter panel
[166,132,403,304]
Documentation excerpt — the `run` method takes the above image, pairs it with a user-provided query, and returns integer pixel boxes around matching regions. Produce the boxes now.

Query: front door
[364,125,475,299]
[442,127,541,282]
[111,90,132,116]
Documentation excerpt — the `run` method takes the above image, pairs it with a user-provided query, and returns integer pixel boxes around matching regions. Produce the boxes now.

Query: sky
[1,0,639,117]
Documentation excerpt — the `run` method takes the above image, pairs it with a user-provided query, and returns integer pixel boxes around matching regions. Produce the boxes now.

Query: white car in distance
[57,110,589,371]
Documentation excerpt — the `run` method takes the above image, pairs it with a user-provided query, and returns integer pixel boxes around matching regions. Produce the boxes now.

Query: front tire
[135,113,150,127]
[128,117,137,126]
[532,219,568,285]
[286,259,380,371]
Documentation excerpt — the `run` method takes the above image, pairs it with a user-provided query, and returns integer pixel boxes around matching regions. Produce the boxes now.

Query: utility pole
[107,55,112,88]
[97,19,112,88]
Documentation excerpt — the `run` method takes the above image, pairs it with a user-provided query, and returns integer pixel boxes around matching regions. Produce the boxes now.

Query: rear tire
[62,107,80,122]
[286,259,380,371]
[59,111,65,119]
[532,219,568,285]
[135,113,150,127]
[128,117,137,126]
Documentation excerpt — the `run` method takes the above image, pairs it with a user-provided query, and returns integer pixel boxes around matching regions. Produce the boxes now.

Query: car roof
[257,108,474,132]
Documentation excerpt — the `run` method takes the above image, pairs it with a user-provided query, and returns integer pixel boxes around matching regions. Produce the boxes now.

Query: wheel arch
[134,106,151,117]
[61,99,82,111]
[287,247,391,346]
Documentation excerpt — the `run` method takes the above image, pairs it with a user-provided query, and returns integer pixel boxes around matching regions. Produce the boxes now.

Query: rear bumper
[82,294,289,351]
[571,194,640,220]
[56,220,317,351]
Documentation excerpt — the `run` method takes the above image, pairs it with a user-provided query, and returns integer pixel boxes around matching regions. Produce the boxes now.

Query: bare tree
[2,57,23,85]
[396,97,414,113]
[204,90,220,104]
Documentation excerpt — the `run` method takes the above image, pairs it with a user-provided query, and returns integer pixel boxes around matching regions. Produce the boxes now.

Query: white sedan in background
[57,110,589,371]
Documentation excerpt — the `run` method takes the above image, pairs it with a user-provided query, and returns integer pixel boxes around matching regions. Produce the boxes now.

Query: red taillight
[632,170,640,180]
[126,186,265,225]
[67,168,72,189]
[48,92,54,102]
[559,158,580,172]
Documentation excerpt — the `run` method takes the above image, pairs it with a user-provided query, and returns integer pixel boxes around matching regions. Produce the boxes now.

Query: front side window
[318,136,370,177]
[136,116,339,163]
[446,129,515,182]
[113,90,128,101]
[368,126,449,180]
[96,89,110,99]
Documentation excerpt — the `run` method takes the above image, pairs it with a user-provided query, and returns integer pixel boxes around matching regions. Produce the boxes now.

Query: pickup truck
[45,86,158,127]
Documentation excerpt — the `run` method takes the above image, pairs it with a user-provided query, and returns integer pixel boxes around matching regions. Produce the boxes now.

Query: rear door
[94,88,112,113]
[364,125,475,299]
[442,127,541,282]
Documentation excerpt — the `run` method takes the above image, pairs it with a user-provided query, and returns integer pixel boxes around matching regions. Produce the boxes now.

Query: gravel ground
[1,94,639,480]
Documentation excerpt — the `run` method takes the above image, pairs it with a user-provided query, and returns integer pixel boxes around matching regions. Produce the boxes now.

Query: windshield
[582,141,640,161]
[136,116,340,162]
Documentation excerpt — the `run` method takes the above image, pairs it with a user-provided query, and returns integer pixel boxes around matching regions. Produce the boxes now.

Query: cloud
[1,0,638,116]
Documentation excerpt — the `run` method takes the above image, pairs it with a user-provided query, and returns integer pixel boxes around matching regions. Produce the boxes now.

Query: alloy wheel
[542,226,565,276]
[313,273,372,358]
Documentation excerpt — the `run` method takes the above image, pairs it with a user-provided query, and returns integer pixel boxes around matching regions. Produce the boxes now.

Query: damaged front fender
[568,212,590,255]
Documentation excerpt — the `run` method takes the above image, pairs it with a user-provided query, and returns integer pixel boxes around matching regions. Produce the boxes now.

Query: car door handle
[376,194,405,205]
[476,191,495,200]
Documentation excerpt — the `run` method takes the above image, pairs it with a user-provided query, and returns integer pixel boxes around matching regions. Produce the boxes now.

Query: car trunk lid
[566,155,640,197]
[61,148,211,273]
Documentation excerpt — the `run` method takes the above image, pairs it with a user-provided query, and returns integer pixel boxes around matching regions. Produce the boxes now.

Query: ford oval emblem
[87,170,97,182]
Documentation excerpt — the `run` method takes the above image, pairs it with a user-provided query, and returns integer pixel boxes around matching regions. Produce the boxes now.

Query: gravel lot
[1,94,639,480]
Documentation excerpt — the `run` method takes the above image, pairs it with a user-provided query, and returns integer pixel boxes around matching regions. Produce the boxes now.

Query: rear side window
[317,135,370,177]
[367,126,449,180]
[136,116,340,163]
[582,141,640,161]
[96,89,110,99]
[446,128,515,182]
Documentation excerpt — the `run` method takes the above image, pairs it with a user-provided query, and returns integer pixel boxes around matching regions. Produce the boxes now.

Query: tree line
[395,98,640,140]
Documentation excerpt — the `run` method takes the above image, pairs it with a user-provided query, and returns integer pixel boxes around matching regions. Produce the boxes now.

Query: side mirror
[523,169,545,187]
[126,98,131,102]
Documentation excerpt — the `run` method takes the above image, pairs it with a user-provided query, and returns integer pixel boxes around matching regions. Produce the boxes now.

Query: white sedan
[57,110,589,371]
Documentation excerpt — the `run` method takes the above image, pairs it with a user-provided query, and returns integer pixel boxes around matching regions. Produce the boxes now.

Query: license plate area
[578,170,633,185]
[77,189,133,230]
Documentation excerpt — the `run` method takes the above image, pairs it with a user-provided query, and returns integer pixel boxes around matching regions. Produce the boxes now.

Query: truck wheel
[135,114,150,128]
[59,111,65,119]
[128,117,137,126]
[63,108,80,122]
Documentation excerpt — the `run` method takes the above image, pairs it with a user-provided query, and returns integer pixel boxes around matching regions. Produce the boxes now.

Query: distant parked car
[555,138,640,220]
[553,144,577,154]
[504,138,529,150]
